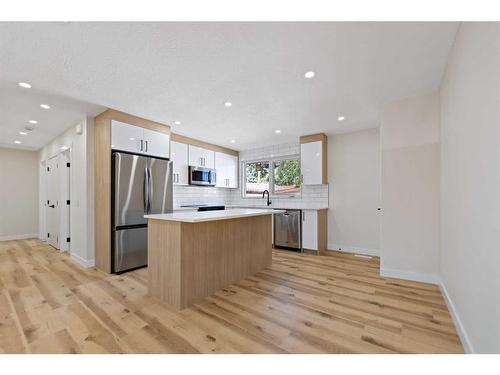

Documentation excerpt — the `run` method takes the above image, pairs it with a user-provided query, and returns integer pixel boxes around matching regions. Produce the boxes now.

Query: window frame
[242,155,301,199]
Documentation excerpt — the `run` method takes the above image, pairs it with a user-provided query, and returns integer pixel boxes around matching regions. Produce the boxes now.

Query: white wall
[0,148,39,240]
[328,128,381,256]
[380,92,441,283]
[439,23,500,354]
[38,117,95,267]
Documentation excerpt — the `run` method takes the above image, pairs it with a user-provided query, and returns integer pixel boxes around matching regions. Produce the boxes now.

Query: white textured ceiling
[0,22,458,151]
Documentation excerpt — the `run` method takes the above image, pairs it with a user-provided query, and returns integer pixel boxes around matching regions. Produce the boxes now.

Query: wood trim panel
[299,133,327,144]
[96,109,171,134]
[94,109,171,273]
[317,209,328,255]
[148,215,272,309]
[94,114,112,273]
[171,133,239,156]
[300,133,328,184]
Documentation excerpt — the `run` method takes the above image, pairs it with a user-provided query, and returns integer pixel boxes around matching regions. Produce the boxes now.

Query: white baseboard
[438,279,474,354]
[0,233,39,242]
[380,267,439,285]
[70,252,95,268]
[328,243,379,257]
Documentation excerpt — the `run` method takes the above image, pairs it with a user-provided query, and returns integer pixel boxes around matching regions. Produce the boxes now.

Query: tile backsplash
[173,185,233,208]
[173,142,329,209]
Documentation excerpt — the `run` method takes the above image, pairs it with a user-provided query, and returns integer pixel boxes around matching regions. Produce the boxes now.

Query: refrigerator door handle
[114,153,122,226]
[147,167,153,214]
[143,167,149,214]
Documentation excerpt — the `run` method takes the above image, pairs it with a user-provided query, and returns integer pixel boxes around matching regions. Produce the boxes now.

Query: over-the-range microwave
[188,166,217,186]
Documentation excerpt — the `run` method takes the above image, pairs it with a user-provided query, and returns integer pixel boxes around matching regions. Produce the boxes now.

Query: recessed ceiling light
[174,120,181,125]
[29,120,38,124]
[19,132,27,136]
[230,139,236,143]
[337,116,345,121]
[18,82,31,88]
[275,129,281,134]
[224,101,232,107]
[304,71,315,79]
[40,104,51,109]
[60,146,69,150]
[129,137,135,141]
[14,140,21,144]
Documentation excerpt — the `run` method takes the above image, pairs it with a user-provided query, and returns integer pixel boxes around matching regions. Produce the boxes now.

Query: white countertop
[145,208,284,223]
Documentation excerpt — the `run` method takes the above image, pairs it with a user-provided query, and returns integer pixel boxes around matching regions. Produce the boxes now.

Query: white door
[215,152,228,187]
[171,141,189,185]
[59,151,71,252]
[227,154,238,188]
[188,145,205,167]
[300,141,323,185]
[142,128,170,158]
[46,156,60,249]
[111,120,143,153]
[215,152,238,188]
[302,210,318,250]
[202,148,215,169]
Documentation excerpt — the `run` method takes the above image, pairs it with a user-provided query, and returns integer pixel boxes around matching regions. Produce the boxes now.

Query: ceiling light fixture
[129,137,135,141]
[19,132,27,136]
[275,129,281,134]
[337,116,345,121]
[18,82,31,88]
[29,120,38,124]
[224,101,232,107]
[40,104,51,109]
[60,146,69,150]
[174,120,181,125]
[230,139,236,143]
[304,71,315,79]
[14,140,21,144]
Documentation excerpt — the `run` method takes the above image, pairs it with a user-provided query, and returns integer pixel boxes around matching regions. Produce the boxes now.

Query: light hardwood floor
[0,239,463,354]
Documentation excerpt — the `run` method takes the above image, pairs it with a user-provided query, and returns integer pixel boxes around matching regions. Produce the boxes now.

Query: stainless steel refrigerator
[112,151,173,273]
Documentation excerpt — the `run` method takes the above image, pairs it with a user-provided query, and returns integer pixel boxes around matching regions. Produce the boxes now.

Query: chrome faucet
[262,190,272,206]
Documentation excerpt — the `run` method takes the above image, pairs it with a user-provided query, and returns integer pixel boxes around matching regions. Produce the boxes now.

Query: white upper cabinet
[111,120,170,158]
[188,145,215,169]
[300,134,327,185]
[111,120,144,154]
[215,152,238,188]
[171,141,189,185]
[142,128,170,158]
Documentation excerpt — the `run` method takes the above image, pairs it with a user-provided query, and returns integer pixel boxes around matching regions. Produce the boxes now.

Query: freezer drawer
[273,209,301,250]
[113,226,147,273]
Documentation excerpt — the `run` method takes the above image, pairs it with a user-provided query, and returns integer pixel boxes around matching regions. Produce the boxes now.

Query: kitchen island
[144,208,282,309]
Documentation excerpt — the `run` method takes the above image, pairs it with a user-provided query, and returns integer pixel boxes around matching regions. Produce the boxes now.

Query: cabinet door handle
[145,141,148,153]
[140,139,144,151]
[300,174,303,183]
[302,211,305,221]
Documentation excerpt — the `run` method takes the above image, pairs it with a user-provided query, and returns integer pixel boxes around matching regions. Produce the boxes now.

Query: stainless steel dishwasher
[273,209,301,251]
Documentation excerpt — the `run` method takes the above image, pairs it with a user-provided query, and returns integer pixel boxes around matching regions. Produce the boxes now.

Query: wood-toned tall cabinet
[94,109,171,273]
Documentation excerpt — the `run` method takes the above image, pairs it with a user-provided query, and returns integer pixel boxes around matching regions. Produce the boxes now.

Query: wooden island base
[148,214,272,309]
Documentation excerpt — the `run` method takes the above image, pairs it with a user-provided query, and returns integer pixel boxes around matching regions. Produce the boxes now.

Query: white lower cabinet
[171,141,189,185]
[215,152,238,188]
[301,209,328,252]
[301,210,318,250]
